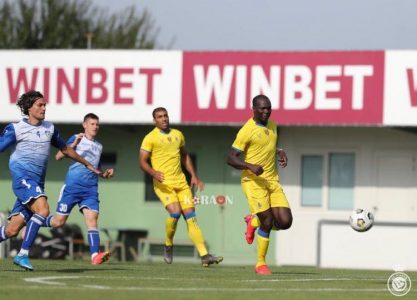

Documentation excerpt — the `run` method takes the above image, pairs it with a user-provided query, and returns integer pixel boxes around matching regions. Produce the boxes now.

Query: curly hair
[16,90,44,115]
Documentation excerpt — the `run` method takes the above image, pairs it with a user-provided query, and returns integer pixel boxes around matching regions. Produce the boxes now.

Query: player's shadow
[56,267,129,273]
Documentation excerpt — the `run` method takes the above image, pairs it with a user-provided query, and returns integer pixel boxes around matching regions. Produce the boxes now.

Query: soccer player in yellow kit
[227,95,292,275]
[139,107,223,267]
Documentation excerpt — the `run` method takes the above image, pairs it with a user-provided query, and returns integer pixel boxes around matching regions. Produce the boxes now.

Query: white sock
[18,249,29,256]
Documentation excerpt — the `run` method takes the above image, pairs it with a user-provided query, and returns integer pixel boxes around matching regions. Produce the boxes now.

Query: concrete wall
[276,126,417,269]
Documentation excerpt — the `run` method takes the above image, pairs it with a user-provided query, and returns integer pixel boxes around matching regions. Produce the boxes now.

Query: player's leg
[44,184,74,229]
[13,195,49,271]
[244,180,273,274]
[163,202,181,264]
[241,180,265,244]
[271,207,292,229]
[178,186,223,267]
[81,197,110,265]
[269,181,292,230]
[154,182,181,264]
[254,208,273,275]
[0,214,26,243]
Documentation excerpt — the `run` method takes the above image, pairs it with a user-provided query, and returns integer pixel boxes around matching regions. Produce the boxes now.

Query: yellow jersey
[232,118,279,181]
[140,127,187,185]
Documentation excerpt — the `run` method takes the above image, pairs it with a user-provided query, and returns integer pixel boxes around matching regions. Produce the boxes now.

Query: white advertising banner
[0,50,182,124]
[384,50,417,126]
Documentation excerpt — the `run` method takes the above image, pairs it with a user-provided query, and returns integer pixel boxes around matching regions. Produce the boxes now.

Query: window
[328,153,355,210]
[145,153,197,202]
[100,152,117,171]
[300,152,355,210]
[301,155,323,207]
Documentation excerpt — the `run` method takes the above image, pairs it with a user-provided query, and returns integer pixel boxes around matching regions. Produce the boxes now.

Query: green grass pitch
[0,259,414,300]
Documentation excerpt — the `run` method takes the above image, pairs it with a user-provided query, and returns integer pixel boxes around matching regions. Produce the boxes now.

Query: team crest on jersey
[44,130,52,138]
[167,137,172,142]
[36,131,41,138]
[264,129,269,136]
[175,137,178,141]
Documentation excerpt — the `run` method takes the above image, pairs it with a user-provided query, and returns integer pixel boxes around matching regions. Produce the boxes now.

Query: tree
[0,0,160,49]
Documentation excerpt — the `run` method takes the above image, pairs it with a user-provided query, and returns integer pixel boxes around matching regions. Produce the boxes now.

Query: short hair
[152,107,167,118]
[252,94,270,108]
[83,113,99,122]
[17,90,44,115]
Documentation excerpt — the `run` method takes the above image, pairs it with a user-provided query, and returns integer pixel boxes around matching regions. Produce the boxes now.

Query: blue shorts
[56,185,100,215]
[8,200,33,224]
[12,178,46,205]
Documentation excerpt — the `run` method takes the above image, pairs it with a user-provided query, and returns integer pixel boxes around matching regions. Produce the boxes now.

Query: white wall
[275,127,417,269]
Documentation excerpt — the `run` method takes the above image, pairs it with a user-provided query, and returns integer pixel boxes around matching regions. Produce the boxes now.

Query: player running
[139,107,223,267]
[227,94,292,275]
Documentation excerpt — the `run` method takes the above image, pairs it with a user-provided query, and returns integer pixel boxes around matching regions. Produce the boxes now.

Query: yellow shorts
[154,180,194,210]
[242,179,289,214]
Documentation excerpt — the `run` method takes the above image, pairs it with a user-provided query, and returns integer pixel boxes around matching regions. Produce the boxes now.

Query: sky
[94,0,417,51]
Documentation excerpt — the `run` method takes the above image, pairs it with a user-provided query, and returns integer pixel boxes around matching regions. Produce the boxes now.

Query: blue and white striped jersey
[0,119,66,188]
[64,135,102,191]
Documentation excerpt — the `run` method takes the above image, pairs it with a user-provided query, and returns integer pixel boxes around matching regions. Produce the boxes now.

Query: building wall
[276,126,417,268]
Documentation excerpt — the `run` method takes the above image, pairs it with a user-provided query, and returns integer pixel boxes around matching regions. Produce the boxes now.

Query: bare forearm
[182,154,197,178]
[62,147,91,167]
[227,154,249,170]
[139,159,156,177]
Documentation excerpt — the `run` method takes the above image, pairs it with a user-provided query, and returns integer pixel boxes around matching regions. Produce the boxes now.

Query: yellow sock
[165,215,179,246]
[256,233,270,268]
[185,216,208,256]
[250,215,260,228]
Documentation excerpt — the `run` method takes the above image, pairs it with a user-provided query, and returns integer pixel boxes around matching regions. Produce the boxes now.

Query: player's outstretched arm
[180,146,204,191]
[276,148,288,168]
[56,133,84,160]
[139,149,164,182]
[0,124,16,152]
[60,146,101,175]
[226,148,264,176]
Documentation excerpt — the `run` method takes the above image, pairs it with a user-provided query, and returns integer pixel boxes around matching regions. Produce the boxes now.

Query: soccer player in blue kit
[46,113,114,265]
[0,91,101,271]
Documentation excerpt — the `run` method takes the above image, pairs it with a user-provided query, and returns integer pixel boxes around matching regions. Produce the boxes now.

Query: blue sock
[0,226,7,242]
[43,215,53,227]
[88,229,100,255]
[21,214,45,251]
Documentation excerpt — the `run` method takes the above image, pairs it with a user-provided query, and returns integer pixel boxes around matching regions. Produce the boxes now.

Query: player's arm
[139,149,164,183]
[226,148,264,176]
[51,128,101,175]
[180,146,204,191]
[0,124,16,152]
[276,148,288,168]
[60,146,101,175]
[56,133,84,160]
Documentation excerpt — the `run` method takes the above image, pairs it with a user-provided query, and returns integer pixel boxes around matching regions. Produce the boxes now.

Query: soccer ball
[349,208,374,232]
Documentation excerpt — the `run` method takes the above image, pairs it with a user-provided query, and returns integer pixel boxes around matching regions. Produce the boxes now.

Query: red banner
[182,51,384,125]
